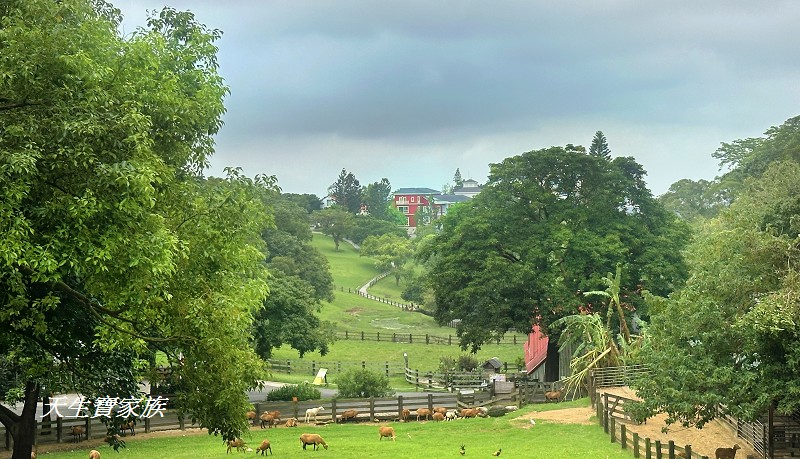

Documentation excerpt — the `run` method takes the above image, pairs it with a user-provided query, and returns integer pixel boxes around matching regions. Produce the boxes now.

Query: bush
[266,382,321,401]
[487,406,507,417]
[335,368,395,398]
[457,354,479,372]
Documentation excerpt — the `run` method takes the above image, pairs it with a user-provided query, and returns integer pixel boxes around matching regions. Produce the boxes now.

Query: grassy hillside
[269,234,526,376]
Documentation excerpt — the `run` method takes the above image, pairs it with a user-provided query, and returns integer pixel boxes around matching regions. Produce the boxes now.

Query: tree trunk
[0,380,39,459]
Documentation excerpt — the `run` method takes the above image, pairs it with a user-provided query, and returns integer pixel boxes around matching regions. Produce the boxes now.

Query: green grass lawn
[267,234,527,376]
[32,403,631,459]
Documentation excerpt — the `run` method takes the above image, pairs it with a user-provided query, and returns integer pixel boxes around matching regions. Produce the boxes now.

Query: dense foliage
[637,157,800,426]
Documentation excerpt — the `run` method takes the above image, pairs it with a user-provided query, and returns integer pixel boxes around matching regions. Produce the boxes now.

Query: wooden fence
[2,409,195,451]
[333,330,521,346]
[596,392,709,459]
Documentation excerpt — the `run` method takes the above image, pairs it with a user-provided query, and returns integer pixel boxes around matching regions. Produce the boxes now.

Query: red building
[392,187,440,227]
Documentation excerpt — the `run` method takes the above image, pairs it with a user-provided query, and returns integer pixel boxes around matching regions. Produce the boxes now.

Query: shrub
[266,382,321,401]
[335,368,395,398]
[487,406,507,417]
[457,354,479,372]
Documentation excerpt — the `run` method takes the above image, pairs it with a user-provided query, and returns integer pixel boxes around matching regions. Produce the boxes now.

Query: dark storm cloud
[117,0,800,195]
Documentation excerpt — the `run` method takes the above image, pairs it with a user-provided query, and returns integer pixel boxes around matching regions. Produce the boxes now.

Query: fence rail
[590,365,651,389]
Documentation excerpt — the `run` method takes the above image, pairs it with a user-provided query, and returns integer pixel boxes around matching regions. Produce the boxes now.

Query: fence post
[684,445,692,459]
[645,438,651,459]
[312,361,316,376]
[84,417,91,442]
[449,335,452,345]
[398,395,408,423]
[345,331,348,340]
[369,398,375,421]
[668,440,675,459]
[377,332,380,342]
[385,362,389,377]
[426,334,429,344]
[331,399,337,424]
[633,433,640,458]
[393,333,396,343]
[514,335,517,345]
[287,360,291,374]
[337,362,342,374]
[362,361,366,370]
[415,370,420,391]
[610,417,616,443]
[603,394,609,432]
[361,331,365,341]
[56,416,63,444]
[409,333,413,344]
[427,393,434,411]
[655,440,662,459]
[621,424,627,449]
[145,417,151,434]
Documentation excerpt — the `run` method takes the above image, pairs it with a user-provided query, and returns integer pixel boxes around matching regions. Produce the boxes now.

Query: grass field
[28,402,631,459]
[268,234,526,376]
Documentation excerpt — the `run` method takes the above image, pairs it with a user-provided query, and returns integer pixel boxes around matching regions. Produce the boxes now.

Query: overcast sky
[115,0,800,198]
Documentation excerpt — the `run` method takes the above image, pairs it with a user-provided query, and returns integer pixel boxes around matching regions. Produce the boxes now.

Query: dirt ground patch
[516,387,758,459]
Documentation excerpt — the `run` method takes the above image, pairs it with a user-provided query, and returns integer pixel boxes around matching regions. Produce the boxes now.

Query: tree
[636,160,800,428]
[589,131,611,160]
[328,168,362,214]
[0,2,269,457]
[658,178,726,222]
[254,194,336,358]
[417,145,689,380]
[362,178,392,220]
[453,168,464,187]
[313,207,355,251]
[360,233,412,286]
[348,215,407,246]
[282,193,323,213]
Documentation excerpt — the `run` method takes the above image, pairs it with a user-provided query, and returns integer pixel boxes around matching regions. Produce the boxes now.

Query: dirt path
[515,387,758,459]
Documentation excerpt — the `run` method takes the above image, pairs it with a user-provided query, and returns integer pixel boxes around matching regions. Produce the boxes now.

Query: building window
[406,216,411,226]
[397,196,408,204]
[398,206,409,214]
[411,196,415,203]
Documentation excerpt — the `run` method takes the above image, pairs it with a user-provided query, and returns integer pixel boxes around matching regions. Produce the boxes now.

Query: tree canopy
[0,1,269,457]
[418,145,690,372]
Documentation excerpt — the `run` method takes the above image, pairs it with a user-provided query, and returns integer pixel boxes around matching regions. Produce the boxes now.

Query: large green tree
[0,2,269,458]
[636,160,800,427]
[418,145,689,379]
